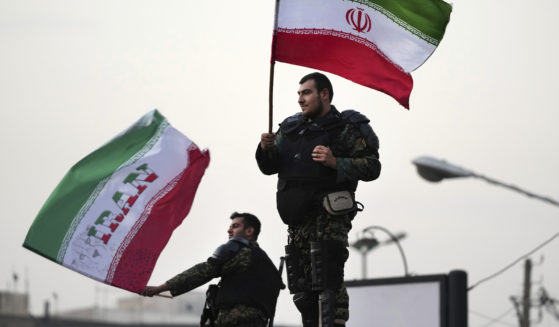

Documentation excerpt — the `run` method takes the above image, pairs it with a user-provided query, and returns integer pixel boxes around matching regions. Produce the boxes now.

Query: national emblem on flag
[271,0,452,108]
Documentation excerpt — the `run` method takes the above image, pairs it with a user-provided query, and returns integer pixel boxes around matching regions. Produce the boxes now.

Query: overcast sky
[1,1,559,326]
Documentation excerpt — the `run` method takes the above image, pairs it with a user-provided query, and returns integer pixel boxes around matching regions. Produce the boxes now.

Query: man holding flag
[142,212,282,327]
[259,0,451,321]
[256,72,381,326]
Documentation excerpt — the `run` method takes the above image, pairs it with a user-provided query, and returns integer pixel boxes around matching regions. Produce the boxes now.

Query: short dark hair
[230,212,261,241]
[300,72,334,102]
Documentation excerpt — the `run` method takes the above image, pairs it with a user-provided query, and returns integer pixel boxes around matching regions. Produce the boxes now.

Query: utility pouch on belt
[285,243,305,293]
[310,241,324,292]
[322,190,355,215]
[311,241,347,292]
[200,284,219,326]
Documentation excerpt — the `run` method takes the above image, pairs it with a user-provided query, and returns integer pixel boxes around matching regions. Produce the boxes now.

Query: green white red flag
[271,0,452,108]
[23,110,210,293]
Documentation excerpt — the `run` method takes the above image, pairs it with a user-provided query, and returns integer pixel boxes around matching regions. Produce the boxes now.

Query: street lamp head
[412,156,474,182]
[350,237,379,253]
[382,232,407,245]
[412,155,559,208]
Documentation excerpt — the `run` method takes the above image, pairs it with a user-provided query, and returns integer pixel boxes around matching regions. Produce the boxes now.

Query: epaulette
[282,112,303,124]
[279,112,305,134]
[211,237,249,263]
[340,109,370,124]
[342,110,379,150]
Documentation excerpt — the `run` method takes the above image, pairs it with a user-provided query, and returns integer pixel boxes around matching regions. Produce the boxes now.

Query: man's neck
[318,103,332,118]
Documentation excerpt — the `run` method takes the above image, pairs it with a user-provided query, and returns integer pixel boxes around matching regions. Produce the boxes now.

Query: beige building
[58,291,205,324]
[0,289,203,326]
[0,291,30,315]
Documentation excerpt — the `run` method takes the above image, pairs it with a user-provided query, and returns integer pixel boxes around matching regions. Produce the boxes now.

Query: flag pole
[155,293,173,299]
[269,0,280,134]
[268,62,275,134]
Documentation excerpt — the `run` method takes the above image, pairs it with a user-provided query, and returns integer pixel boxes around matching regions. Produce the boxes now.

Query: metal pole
[448,270,468,327]
[522,259,532,327]
[361,251,367,279]
[474,173,559,208]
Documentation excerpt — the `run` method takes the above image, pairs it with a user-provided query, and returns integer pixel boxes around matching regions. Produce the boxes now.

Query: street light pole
[350,226,408,279]
[412,156,559,208]
[412,155,556,327]
[350,235,379,279]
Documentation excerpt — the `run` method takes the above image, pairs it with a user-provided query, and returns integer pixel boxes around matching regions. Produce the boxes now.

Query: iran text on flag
[272,0,452,108]
[23,110,210,293]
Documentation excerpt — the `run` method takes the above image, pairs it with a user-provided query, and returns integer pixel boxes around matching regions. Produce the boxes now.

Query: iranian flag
[23,110,210,293]
[272,0,452,108]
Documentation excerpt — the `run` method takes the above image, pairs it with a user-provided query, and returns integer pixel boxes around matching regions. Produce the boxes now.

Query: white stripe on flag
[277,0,436,72]
[62,126,192,282]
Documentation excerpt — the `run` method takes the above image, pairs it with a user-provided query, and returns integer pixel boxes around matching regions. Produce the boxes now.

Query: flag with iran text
[272,0,452,108]
[23,110,210,293]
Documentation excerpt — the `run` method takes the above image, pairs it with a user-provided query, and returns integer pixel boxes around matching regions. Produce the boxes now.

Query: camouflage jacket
[166,241,268,326]
[256,106,381,185]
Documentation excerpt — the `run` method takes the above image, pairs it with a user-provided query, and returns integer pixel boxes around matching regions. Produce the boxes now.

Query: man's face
[227,217,247,239]
[298,79,326,118]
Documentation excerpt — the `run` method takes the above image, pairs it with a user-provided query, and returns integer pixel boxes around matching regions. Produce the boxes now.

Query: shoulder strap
[211,237,249,264]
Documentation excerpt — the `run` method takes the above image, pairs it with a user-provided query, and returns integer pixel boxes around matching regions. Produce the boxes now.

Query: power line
[468,232,559,291]
[470,307,516,327]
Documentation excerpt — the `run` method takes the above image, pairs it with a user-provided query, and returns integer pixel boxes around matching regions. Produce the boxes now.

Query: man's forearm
[336,156,381,183]
[166,261,218,296]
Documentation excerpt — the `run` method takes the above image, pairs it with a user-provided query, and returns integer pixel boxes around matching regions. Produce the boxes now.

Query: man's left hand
[312,145,337,169]
[141,284,167,297]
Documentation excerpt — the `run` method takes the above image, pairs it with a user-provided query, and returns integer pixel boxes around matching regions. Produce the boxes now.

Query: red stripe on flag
[108,146,210,293]
[274,31,413,108]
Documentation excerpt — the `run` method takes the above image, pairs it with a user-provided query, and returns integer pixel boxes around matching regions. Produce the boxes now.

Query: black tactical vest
[277,109,346,187]
[215,243,282,317]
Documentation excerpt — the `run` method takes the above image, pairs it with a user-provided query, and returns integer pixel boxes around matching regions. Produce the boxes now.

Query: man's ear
[245,226,255,239]
[320,88,330,102]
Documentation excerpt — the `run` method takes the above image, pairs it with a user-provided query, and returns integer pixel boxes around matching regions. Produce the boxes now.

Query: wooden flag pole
[268,61,275,134]
[155,293,173,299]
[269,0,280,134]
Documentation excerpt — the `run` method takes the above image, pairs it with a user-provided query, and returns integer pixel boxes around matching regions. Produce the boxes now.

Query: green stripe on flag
[349,0,452,43]
[23,110,166,261]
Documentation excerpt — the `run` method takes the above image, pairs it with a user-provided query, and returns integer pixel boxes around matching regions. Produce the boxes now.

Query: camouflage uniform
[256,106,381,324]
[166,243,270,327]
